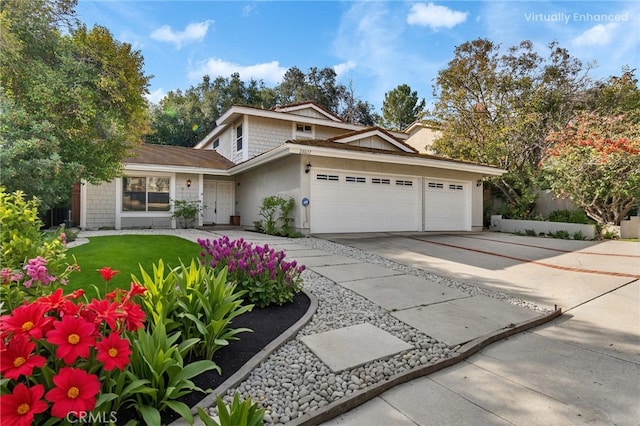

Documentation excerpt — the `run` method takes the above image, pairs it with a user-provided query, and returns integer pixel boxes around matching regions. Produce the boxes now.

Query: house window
[236,124,243,151]
[296,124,313,135]
[396,180,414,186]
[213,138,220,149]
[428,182,444,189]
[122,176,170,212]
[449,184,464,190]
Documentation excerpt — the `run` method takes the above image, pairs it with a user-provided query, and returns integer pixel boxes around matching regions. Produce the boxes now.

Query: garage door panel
[310,171,419,233]
[424,179,471,231]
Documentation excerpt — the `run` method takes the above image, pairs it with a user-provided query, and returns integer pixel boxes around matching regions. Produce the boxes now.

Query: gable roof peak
[271,101,343,122]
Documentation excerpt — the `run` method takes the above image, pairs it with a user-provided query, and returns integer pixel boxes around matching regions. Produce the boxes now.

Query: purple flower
[22,257,56,288]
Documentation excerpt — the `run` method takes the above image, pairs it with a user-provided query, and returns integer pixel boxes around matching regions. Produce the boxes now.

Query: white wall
[235,156,303,229]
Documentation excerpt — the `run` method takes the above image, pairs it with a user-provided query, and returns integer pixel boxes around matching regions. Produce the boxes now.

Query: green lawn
[66,235,203,299]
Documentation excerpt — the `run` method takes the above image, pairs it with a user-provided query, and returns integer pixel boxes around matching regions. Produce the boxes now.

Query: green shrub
[525,229,537,236]
[172,199,203,228]
[1,187,46,268]
[133,259,253,359]
[255,194,300,237]
[572,231,586,240]
[197,393,265,426]
[199,237,305,308]
[0,188,73,306]
[548,230,571,239]
[548,209,590,224]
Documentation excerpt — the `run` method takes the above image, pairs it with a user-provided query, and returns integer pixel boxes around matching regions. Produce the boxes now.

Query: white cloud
[407,2,468,30]
[332,2,439,109]
[573,23,617,47]
[150,20,213,49]
[145,88,166,105]
[242,3,257,16]
[188,58,287,85]
[334,61,357,77]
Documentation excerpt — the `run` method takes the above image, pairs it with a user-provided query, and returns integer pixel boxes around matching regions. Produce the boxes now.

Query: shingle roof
[285,139,497,168]
[124,144,235,169]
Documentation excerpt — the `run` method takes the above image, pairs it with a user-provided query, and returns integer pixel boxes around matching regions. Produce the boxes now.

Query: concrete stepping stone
[311,263,401,283]
[295,255,361,268]
[340,275,470,311]
[392,295,540,346]
[301,323,413,372]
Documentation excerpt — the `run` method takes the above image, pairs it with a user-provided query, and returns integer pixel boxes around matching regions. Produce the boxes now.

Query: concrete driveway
[322,232,640,426]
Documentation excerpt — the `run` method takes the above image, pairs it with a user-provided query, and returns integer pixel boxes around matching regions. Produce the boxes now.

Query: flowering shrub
[198,237,305,308]
[1,253,79,314]
[0,269,148,424]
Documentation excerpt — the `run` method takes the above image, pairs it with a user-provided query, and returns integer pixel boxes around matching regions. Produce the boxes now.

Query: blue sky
[76,1,639,111]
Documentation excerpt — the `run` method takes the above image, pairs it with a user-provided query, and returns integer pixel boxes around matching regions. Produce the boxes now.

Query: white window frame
[293,122,315,139]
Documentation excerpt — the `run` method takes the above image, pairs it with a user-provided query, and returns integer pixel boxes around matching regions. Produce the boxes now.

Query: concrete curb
[178,288,319,423]
[288,307,563,426]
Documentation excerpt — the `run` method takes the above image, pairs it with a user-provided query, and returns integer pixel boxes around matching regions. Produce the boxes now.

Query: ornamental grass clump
[198,237,305,308]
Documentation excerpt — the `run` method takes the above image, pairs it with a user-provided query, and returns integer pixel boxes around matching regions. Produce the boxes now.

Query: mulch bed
[158,291,311,423]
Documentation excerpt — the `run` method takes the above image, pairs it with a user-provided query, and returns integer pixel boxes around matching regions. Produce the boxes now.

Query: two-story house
[79,101,504,234]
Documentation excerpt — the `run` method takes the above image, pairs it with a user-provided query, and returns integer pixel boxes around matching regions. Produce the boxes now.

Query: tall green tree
[429,39,592,218]
[276,66,345,114]
[147,73,276,147]
[380,84,425,130]
[0,0,151,210]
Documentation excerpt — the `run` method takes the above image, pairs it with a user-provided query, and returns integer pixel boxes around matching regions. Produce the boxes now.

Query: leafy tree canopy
[147,67,378,147]
[0,0,151,210]
[380,84,426,131]
[428,38,593,218]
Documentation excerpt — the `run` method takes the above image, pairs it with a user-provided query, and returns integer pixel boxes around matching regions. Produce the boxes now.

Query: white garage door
[424,179,471,231]
[310,171,420,233]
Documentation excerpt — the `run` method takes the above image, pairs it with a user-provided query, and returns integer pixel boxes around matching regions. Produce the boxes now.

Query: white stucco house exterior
[80,101,504,234]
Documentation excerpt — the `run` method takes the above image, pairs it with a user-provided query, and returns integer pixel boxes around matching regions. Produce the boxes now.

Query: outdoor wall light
[305,163,312,174]
[476,179,483,187]
[186,179,192,188]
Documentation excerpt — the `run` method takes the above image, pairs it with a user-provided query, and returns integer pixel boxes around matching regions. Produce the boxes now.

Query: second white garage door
[423,178,471,231]
[310,170,421,233]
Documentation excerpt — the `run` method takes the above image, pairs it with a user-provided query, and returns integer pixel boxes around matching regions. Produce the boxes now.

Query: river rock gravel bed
[207,237,550,424]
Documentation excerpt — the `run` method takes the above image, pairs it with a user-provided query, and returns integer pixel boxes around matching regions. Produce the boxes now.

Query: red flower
[46,315,96,364]
[0,303,53,340]
[0,335,46,380]
[126,282,146,299]
[85,298,123,331]
[121,302,146,331]
[98,266,119,282]
[0,383,48,426]
[96,333,131,370]
[35,288,83,313]
[45,367,101,419]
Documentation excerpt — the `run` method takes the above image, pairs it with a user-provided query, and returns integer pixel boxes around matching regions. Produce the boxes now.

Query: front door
[203,180,234,224]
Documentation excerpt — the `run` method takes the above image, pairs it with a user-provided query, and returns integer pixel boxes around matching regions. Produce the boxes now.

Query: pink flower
[22,257,56,288]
